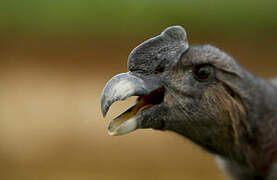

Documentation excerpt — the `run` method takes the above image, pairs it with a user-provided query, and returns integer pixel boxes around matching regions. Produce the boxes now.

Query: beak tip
[100,72,148,120]
[107,116,138,136]
[101,94,110,117]
[107,130,117,136]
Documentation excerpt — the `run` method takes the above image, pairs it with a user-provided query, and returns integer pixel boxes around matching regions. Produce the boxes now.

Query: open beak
[101,72,164,136]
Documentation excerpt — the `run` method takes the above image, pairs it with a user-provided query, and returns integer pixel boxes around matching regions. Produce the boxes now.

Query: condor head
[101,26,257,159]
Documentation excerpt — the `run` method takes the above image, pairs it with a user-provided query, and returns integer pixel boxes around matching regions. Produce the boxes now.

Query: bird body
[101,26,277,180]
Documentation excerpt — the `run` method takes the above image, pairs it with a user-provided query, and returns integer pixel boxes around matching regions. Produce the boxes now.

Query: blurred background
[0,0,276,179]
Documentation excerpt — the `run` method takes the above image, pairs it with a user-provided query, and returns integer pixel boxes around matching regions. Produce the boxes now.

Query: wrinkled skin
[101,26,277,180]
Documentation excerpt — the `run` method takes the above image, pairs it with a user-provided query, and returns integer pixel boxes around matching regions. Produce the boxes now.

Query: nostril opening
[154,66,165,75]
[154,70,162,75]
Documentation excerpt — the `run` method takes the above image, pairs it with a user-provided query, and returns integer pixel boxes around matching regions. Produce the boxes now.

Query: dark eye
[193,65,214,82]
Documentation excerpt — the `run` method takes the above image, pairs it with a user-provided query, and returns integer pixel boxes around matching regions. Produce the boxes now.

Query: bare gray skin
[101,26,277,180]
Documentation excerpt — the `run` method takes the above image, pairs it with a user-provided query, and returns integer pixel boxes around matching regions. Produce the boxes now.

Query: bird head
[101,26,269,161]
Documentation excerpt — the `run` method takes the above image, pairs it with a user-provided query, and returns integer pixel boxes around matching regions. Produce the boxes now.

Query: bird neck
[237,74,277,174]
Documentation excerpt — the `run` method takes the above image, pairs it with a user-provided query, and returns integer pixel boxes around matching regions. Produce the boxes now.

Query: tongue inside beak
[107,88,164,136]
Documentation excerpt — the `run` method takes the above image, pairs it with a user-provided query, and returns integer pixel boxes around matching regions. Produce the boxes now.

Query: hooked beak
[101,72,164,136]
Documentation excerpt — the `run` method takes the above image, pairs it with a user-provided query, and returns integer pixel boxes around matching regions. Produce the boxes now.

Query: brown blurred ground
[0,34,276,180]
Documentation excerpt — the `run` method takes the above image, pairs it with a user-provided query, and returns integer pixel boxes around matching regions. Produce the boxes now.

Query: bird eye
[193,65,213,82]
